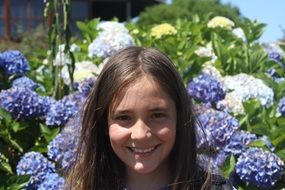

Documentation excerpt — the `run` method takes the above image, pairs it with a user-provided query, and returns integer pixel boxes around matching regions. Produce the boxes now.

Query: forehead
[109,76,172,111]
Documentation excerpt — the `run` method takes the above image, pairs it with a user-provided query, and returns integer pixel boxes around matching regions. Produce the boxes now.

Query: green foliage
[220,154,236,179]
[138,0,241,26]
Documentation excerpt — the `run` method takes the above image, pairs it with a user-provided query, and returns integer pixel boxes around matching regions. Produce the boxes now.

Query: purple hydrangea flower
[264,43,284,62]
[48,113,81,171]
[277,97,285,116]
[16,152,55,189]
[224,130,257,156]
[45,98,78,126]
[235,147,284,189]
[0,87,51,119]
[12,76,45,91]
[187,73,226,103]
[38,173,65,190]
[195,105,240,150]
[73,77,95,97]
[266,68,285,83]
[198,151,229,175]
[0,50,30,75]
[48,131,79,170]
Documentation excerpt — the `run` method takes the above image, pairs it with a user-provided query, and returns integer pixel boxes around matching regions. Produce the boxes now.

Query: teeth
[130,146,156,153]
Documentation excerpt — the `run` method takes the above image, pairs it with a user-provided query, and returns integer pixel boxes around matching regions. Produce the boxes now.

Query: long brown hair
[66,46,211,189]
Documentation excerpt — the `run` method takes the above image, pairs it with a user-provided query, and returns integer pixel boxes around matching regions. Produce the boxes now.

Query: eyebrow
[112,107,169,114]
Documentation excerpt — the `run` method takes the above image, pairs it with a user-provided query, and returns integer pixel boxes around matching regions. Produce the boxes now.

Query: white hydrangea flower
[53,44,71,66]
[232,27,246,41]
[88,21,135,58]
[201,64,223,81]
[61,60,106,84]
[70,43,80,53]
[194,45,217,64]
[217,91,245,114]
[97,21,129,33]
[222,73,274,107]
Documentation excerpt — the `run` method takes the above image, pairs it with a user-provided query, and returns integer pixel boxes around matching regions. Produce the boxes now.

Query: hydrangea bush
[1,13,285,190]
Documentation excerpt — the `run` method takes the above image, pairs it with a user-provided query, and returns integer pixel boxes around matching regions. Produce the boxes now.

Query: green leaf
[0,108,12,126]
[220,154,236,179]
[247,140,267,148]
[0,154,13,174]
[11,121,29,133]
[276,149,285,160]
[272,133,285,147]
[5,175,30,190]
[40,124,60,142]
[243,99,260,116]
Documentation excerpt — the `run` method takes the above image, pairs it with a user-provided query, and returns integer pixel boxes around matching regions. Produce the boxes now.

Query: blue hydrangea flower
[265,68,285,83]
[73,77,95,97]
[45,98,78,126]
[235,147,284,189]
[224,130,257,156]
[38,173,65,190]
[195,105,240,150]
[198,151,229,175]
[277,96,285,117]
[0,50,30,75]
[264,43,284,62]
[0,87,51,119]
[16,152,55,189]
[187,73,226,103]
[48,131,78,170]
[12,76,45,91]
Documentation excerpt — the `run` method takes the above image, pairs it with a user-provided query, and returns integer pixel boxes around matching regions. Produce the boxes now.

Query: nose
[130,119,151,140]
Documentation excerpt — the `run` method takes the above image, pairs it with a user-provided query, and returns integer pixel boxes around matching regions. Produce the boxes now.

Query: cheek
[108,124,130,144]
[156,123,176,143]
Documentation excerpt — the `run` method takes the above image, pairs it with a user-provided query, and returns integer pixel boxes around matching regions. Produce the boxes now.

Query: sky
[220,0,285,43]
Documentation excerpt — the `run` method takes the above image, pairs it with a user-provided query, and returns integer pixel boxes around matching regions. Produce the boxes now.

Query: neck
[126,160,171,190]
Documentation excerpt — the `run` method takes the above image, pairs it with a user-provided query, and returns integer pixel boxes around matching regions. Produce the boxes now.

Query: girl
[67,46,231,189]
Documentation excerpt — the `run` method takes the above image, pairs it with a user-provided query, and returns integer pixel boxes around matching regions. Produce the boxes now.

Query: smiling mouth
[127,145,158,154]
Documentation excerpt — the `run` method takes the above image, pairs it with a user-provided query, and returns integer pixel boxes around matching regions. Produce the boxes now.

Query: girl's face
[108,76,177,175]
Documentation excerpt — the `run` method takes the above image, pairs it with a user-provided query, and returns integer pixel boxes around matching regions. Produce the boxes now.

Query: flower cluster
[88,21,134,58]
[48,117,80,170]
[195,105,240,150]
[150,23,177,39]
[61,60,102,84]
[235,147,284,189]
[277,96,285,117]
[232,27,246,41]
[0,50,30,75]
[201,64,222,81]
[207,16,235,30]
[216,92,245,114]
[187,73,226,103]
[194,46,218,64]
[222,73,274,107]
[12,76,45,91]
[0,87,51,119]
[73,77,96,97]
[53,44,72,66]
[266,68,285,83]
[264,43,284,62]
[45,98,78,126]
[38,173,65,190]
[224,130,257,156]
[16,152,55,189]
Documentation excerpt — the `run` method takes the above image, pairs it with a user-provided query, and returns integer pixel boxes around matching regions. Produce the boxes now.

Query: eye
[151,113,166,119]
[115,115,132,121]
